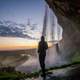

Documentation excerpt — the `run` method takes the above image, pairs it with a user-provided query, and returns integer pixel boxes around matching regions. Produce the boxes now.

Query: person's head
[41,36,45,41]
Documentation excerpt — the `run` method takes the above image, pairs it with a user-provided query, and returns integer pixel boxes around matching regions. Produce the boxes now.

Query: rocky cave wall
[45,0,80,61]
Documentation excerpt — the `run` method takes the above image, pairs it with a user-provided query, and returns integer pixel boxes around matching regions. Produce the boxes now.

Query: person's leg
[39,55,44,71]
[39,54,46,80]
[42,55,46,80]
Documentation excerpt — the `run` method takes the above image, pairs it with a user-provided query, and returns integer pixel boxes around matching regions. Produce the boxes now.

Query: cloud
[0,20,41,39]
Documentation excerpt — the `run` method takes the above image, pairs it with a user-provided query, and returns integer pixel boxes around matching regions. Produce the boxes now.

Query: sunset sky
[0,0,63,50]
[0,37,52,51]
[0,0,45,50]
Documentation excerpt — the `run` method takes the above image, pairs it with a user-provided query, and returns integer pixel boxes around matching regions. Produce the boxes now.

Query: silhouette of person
[38,36,48,80]
[56,43,60,53]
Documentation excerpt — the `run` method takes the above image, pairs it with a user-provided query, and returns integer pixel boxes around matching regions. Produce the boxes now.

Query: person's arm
[38,42,40,53]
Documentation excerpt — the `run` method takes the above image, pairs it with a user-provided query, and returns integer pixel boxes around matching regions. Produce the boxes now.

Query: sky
[0,0,63,41]
[0,0,45,25]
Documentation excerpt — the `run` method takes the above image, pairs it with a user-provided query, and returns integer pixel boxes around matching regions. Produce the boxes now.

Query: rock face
[45,0,80,61]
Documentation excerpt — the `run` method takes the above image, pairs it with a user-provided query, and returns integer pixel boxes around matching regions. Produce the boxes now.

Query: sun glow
[0,37,52,51]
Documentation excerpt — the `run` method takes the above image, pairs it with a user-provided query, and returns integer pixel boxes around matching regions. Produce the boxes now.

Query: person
[38,36,48,80]
[56,43,60,53]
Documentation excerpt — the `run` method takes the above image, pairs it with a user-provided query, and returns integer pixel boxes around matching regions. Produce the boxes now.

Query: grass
[0,60,80,80]
[0,50,80,80]
[72,52,80,62]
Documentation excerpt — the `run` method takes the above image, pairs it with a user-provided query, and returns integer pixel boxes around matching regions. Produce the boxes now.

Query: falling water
[42,3,63,42]
[42,4,48,37]
[40,3,66,68]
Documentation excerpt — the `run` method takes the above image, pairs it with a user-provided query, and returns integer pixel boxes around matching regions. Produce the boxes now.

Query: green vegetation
[0,72,24,80]
[0,60,80,80]
[0,71,39,80]
[72,51,80,62]
[0,72,17,80]
[0,50,80,80]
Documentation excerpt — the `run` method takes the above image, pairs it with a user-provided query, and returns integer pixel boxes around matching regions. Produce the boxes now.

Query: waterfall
[42,4,48,37]
[42,3,63,42]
